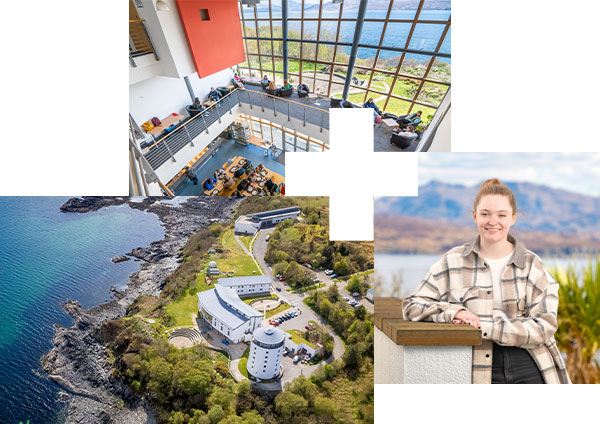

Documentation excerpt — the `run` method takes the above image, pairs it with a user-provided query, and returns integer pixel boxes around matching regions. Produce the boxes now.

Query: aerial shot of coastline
[0,196,374,423]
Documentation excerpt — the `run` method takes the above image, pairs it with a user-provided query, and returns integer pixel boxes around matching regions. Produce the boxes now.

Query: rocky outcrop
[111,255,130,263]
[60,197,127,213]
[43,196,241,423]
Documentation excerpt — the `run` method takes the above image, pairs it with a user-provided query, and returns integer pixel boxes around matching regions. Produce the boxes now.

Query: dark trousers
[492,342,545,384]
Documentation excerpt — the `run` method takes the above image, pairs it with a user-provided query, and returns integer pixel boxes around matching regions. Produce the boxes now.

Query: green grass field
[239,235,253,252]
[286,329,315,348]
[266,303,291,319]
[163,229,262,327]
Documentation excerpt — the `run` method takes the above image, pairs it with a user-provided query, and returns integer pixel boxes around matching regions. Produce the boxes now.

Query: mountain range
[375,181,600,254]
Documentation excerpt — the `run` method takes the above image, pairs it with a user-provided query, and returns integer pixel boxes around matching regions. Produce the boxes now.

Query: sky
[418,153,600,197]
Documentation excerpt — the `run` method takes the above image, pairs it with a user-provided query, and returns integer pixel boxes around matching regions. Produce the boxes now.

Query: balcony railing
[129,19,159,67]
[141,89,330,171]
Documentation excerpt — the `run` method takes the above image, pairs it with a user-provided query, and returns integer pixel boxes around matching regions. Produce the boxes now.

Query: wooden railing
[129,19,159,66]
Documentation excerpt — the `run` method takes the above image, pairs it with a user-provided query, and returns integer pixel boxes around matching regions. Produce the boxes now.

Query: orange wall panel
[175,0,245,78]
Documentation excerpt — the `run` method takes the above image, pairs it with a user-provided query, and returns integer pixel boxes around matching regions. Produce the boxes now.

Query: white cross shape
[286,108,419,241]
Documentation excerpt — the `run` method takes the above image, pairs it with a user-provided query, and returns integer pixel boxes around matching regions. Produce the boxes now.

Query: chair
[280,87,294,97]
[297,84,309,98]
[341,100,357,108]
[186,105,203,117]
[266,87,279,96]
[390,131,417,149]
[217,86,230,97]
[261,80,270,90]
[330,97,342,108]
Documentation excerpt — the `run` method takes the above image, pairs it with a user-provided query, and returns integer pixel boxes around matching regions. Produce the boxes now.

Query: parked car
[352,292,360,297]
[324,269,333,275]
[278,277,286,281]
[344,297,350,301]
[276,287,282,292]
[331,274,337,278]
[311,277,320,282]
[305,324,314,330]
[221,339,230,345]
[293,355,300,364]
[349,301,357,307]
[266,235,270,241]
[276,274,282,278]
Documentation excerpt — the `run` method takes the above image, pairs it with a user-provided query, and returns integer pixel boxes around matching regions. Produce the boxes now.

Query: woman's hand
[451,310,481,328]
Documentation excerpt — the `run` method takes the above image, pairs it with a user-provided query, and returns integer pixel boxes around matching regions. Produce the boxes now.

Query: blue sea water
[266,9,451,63]
[0,198,164,424]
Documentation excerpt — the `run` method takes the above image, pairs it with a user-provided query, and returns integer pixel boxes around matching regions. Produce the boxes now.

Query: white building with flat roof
[247,326,285,380]
[218,275,271,297]
[234,207,301,235]
[197,285,263,343]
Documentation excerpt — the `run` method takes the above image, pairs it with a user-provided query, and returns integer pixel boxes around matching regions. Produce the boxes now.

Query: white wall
[248,342,282,379]
[130,69,235,126]
[374,328,472,384]
[428,107,451,152]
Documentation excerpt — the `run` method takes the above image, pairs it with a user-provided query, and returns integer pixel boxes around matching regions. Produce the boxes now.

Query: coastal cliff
[42,197,240,424]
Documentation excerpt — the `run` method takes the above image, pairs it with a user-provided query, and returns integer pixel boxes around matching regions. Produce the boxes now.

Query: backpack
[151,117,162,127]
[141,121,154,131]
[375,116,382,124]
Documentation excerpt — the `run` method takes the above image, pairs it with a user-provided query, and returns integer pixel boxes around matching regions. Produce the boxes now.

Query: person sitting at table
[193,97,205,111]
[282,79,292,90]
[202,177,217,191]
[265,178,276,196]
[364,98,381,117]
[224,175,235,188]
[233,73,243,89]
[234,167,246,178]
[208,87,221,102]
[184,166,198,185]
[260,75,270,89]
[398,111,422,129]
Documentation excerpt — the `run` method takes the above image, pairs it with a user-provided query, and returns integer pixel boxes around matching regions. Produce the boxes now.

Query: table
[247,135,273,150]
[203,156,284,197]
[380,118,399,134]
[307,93,318,104]
[203,99,217,108]
[146,113,184,136]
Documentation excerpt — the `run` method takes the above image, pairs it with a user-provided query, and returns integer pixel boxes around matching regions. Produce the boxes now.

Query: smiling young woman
[402,178,571,384]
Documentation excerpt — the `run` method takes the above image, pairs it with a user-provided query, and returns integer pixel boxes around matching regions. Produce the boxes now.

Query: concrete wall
[374,327,472,384]
[247,341,283,380]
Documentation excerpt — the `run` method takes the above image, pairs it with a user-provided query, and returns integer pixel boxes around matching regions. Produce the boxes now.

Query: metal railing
[236,88,330,132]
[141,88,330,171]
[129,19,159,67]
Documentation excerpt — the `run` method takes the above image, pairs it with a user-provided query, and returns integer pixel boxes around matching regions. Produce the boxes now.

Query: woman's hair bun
[474,178,517,214]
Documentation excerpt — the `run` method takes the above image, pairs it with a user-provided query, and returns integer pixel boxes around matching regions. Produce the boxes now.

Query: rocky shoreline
[42,197,241,424]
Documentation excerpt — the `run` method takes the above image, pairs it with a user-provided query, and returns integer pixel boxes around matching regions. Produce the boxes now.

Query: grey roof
[215,285,263,318]
[218,275,271,287]
[253,326,285,345]
[197,286,262,330]
[246,207,300,220]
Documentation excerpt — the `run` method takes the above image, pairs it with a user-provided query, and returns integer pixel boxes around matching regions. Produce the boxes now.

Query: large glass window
[238,0,451,125]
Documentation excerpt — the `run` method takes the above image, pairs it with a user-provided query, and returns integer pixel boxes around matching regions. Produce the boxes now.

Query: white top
[482,251,514,310]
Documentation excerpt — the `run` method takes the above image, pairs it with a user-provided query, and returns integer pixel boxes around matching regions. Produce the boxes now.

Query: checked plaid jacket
[402,235,570,384]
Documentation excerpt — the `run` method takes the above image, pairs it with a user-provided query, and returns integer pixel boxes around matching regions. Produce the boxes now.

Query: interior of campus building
[129,0,451,195]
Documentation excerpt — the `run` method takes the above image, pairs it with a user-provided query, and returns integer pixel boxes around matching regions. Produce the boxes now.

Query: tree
[272,261,288,276]
[346,276,362,294]
[355,305,367,321]
[333,258,350,276]
[314,396,337,423]
[274,250,289,263]
[241,410,264,424]
[326,284,339,303]
[172,361,211,397]
[207,405,225,424]
[274,391,308,420]
[288,375,317,406]
[208,386,235,413]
